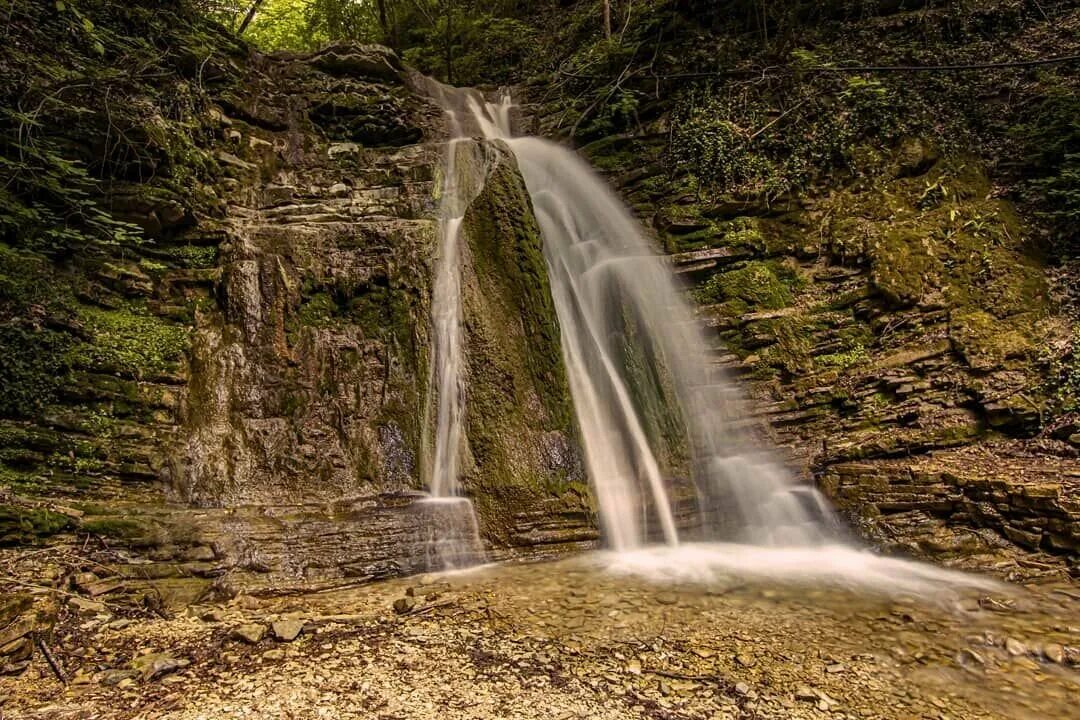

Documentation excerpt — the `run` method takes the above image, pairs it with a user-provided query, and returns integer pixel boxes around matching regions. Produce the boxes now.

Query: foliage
[401,12,538,85]
[670,73,908,200]
[1009,84,1080,255]
[0,109,144,255]
[1038,324,1080,416]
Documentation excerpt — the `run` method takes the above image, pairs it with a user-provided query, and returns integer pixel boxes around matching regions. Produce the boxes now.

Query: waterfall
[422,80,837,556]
[414,87,491,572]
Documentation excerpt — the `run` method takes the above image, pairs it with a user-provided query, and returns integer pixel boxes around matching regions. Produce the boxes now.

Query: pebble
[1043,643,1065,664]
[1005,638,1027,656]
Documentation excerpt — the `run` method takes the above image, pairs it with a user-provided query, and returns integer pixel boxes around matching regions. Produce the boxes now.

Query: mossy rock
[868,229,942,307]
[67,303,189,378]
[696,260,800,310]
[950,310,1033,371]
[0,505,74,546]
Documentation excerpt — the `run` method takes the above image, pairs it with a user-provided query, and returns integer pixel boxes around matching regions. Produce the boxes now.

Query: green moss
[67,302,189,377]
[758,318,813,375]
[868,228,941,307]
[0,504,74,546]
[463,150,571,430]
[950,310,1033,371]
[167,244,218,269]
[817,343,869,370]
[696,260,801,309]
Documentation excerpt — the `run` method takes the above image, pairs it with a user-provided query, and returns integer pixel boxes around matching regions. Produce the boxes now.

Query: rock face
[0,2,594,589]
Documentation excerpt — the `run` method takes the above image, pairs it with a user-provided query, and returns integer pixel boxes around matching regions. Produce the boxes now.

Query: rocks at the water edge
[1043,643,1065,664]
[230,623,267,644]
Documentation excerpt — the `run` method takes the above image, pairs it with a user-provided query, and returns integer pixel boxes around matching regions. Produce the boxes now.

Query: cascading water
[428,87,837,552]
[413,86,492,572]
[412,73,845,574]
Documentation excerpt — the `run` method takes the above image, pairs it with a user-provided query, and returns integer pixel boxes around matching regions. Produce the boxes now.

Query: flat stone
[0,637,32,662]
[0,616,34,648]
[131,652,189,680]
[230,623,267,644]
[271,619,305,642]
[68,597,107,616]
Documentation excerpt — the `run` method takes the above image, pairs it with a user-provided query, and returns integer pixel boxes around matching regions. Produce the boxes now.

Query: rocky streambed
[3,550,1077,720]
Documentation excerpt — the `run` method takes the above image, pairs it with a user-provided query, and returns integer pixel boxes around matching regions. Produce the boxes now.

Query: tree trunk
[376,0,391,45]
[603,0,612,39]
[444,1,453,83]
[237,0,265,36]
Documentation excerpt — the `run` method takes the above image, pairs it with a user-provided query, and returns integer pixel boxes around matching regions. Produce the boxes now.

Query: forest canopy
[197,0,547,84]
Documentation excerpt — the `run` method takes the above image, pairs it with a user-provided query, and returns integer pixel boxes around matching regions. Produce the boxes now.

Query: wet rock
[1043,643,1065,664]
[230,623,267,644]
[406,582,451,599]
[271,619,305,642]
[1004,637,1027,656]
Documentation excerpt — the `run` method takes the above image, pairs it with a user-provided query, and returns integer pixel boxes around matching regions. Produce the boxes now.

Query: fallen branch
[406,599,456,618]
[34,633,67,685]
